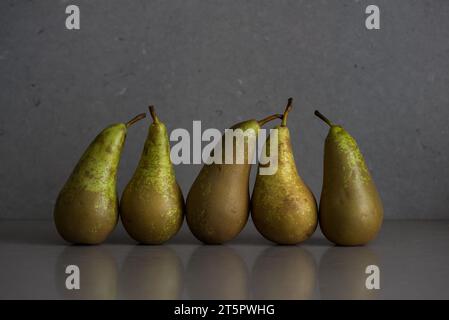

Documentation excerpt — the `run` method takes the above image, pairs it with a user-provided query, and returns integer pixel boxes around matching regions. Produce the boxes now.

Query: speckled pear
[251,98,318,244]
[120,106,184,244]
[315,110,383,246]
[186,113,282,244]
[54,113,146,244]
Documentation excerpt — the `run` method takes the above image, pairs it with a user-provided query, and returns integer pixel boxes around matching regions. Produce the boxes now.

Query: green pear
[251,98,318,244]
[315,110,383,246]
[54,113,146,244]
[120,106,184,244]
[186,113,282,244]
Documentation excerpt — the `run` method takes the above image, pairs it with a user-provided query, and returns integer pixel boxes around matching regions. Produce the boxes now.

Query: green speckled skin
[120,115,184,244]
[319,125,383,246]
[54,124,127,244]
[251,126,318,245]
[186,120,260,244]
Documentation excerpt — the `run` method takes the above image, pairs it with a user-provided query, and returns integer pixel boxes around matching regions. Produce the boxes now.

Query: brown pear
[315,110,383,246]
[186,113,282,244]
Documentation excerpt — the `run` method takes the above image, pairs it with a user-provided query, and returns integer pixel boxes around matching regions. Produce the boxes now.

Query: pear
[54,113,146,244]
[315,110,383,246]
[186,113,282,244]
[251,98,318,245]
[120,106,184,244]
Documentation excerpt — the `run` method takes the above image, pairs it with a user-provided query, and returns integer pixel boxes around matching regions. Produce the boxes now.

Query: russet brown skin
[186,114,282,245]
[186,163,251,244]
[54,189,118,244]
[120,182,184,244]
[251,99,318,245]
[315,111,383,246]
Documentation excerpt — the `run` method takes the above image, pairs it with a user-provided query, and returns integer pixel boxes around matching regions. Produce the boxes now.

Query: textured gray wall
[0,0,448,220]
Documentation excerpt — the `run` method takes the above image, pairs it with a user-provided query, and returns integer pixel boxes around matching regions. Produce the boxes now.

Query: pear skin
[186,113,282,244]
[251,99,318,245]
[54,113,146,244]
[120,106,184,244]
[315,111,383,246]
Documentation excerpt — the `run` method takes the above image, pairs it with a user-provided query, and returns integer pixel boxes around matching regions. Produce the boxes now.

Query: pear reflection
[186,246,249,299]
[119,246,183,299]
[252,247,316,299]
[319,246,381,299]
[55,246,118,300]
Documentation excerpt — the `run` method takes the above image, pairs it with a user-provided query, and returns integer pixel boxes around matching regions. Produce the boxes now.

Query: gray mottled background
[0,0,448,220]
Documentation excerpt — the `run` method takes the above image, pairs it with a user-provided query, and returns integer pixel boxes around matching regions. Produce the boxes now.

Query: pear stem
[281,97,293,126]
[258,113,283,126]
[149,105,160,123]
[314,110,333,127]
[126,113,146,127]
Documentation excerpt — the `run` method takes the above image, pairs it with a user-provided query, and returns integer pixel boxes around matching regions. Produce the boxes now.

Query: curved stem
[126,113,146,127]
[149,105,160,123]
[314,110,333,127]
[281,97,293,126]
[258,113,283,126]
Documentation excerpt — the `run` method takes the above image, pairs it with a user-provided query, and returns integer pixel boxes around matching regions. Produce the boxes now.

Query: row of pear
[54,98,383,246]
